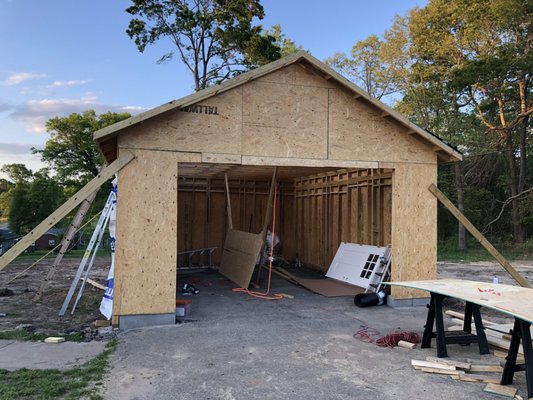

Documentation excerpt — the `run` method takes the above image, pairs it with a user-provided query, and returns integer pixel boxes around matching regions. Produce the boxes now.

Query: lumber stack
[444,309,527,356]
[411,357,522,398]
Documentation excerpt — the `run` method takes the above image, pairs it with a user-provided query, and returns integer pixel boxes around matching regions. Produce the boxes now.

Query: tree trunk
[454,163,467,250]
[515,77,529,242]
[505,134,526,243]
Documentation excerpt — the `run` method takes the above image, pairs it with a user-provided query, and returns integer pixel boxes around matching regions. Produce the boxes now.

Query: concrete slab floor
[0,340,107,371]
[104,270,528,400]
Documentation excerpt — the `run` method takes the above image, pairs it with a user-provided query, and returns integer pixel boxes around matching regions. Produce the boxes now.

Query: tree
[0,178,14,219]
[126,0,282,90]
[326,16,410,101]
[33,110,130,187]
[0,164,33,184]
[407,0,533,242]
[0,166,64,235]
[264,24,303,58]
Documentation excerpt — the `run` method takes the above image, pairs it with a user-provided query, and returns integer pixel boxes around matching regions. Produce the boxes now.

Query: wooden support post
[224,173,233,230]
[254,167,277,286]
[0,151,134,271]
[34,190,98,301]
[429,184,530,288]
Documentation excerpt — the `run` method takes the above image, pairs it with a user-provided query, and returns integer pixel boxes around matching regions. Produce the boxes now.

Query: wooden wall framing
[177,177,295,265]
[294,168,392,271]
[177,167,392,274]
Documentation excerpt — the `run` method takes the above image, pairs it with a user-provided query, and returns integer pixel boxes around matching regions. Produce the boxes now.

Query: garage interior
[177,163,393,275]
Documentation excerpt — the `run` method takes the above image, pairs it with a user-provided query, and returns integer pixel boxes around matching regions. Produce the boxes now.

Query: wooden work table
[386,279,533,398]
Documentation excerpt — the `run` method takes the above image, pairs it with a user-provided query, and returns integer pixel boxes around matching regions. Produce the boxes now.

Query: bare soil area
[0,256,112,336]
[1,256,532,334]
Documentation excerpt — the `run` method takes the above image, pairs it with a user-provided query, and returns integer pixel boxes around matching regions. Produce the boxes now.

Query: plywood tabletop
[386,279,533,323]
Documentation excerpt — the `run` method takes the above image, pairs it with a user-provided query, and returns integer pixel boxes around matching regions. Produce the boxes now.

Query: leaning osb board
[119,88,243,155]
[113,148,178,316]
[219,229,264,288]
[242,80,329,159]
[328,89,436,164]
[385,162,438,299]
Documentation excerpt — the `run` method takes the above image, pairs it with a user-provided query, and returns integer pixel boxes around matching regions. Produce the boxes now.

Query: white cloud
[48,80,88,88]
[10,95,147,133]
[1,72,47,86]
[0,142,37,155]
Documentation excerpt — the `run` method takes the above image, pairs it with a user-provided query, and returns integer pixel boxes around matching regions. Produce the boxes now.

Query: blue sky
[0,0,426,179]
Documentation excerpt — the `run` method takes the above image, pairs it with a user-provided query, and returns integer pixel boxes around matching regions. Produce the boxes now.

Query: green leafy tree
[326,16,410,101]
[264,24,303,58]
[407,0,532,242]
[0,179,14,219]
[0,164,33,184]
[33,110,130,187]
[126,0,282,90]
[0,166,64,235]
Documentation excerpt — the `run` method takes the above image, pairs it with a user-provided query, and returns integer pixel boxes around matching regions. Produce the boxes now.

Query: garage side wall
[114,149,179,321]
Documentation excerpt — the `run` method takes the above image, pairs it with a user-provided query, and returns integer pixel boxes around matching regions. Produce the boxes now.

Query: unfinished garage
[93,51,462,329]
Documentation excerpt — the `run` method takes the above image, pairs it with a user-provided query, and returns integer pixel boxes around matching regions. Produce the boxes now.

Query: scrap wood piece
[266,266,299,285]
[451,372,501,384]
[419,367,462,375]
[429,184,530,288]
[81,277,105,290]
[470,364,504,373]
[397,340,416,349]
[483,383,517,398]
[44,337,65,344]
[445,309,497,326]
[412,359,457,371]
[425,356,471,370]
[493,350,525,364]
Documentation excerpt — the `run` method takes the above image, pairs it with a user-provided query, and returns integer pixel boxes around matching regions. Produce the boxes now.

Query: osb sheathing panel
[256,63,337,89]
[328,89,436,164]
[241,80,328,158]
[119,88,243,155]
[386,162,438,299]
[113,148,178,315]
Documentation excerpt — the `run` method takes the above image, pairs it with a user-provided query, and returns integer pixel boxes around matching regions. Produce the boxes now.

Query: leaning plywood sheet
[219,229,263,288]
[388,279,533,323]
[294,278,365,297]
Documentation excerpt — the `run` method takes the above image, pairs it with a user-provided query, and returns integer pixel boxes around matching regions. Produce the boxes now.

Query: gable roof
[94,51,462,162]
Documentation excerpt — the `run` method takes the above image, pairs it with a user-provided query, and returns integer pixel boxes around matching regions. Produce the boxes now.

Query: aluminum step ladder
[365,245,391,293]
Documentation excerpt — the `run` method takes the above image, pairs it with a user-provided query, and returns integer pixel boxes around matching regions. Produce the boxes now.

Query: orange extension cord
[232,182,284,301]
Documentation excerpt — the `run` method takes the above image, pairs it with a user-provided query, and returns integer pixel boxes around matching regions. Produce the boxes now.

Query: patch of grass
[15,248,111,261]
[0,330,85,342]
[0,339,117,400]
[438,237,533,262]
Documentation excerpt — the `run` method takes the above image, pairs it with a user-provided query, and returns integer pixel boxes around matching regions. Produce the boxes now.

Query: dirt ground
[1,256,533,335]
[0,256,112,336]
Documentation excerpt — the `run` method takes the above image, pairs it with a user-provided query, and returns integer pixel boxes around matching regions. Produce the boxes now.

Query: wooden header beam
[429,184,530,288]
[0,151,135,271]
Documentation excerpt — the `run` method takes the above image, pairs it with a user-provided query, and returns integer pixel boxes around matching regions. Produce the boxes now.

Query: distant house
[34,228,64,250]
[0,225,20,256]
